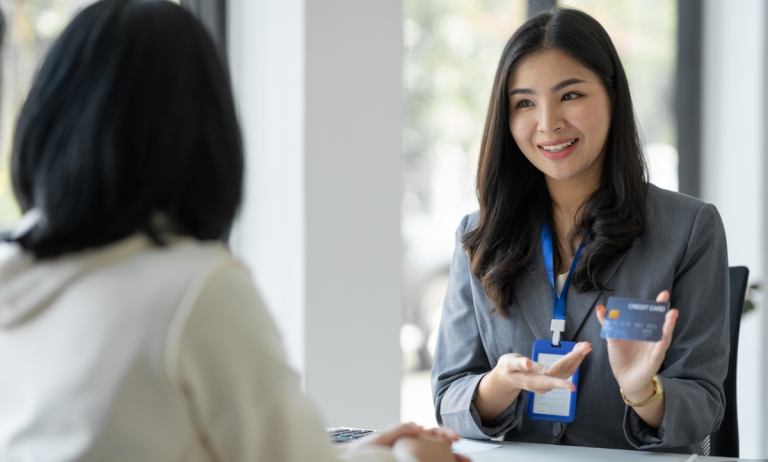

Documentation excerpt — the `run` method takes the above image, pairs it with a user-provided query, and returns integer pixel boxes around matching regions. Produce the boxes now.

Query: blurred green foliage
[743,283,760,315]
[403,0,527,215]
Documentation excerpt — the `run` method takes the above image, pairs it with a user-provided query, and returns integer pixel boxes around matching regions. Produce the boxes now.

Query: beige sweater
[0,235,408,462]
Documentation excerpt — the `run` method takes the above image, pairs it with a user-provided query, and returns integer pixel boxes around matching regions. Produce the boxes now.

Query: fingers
[422,426,459,442]
[392,435,454,461]
[386,422,424,438]
[498,353,534,374]
[662,308,678,340]
[546,342,591,379]
[650,308,678,364]
[498,345,589,395]
[373,424,460,447]
[455,454,473,462]
[526,360,549,374]
[530,378,575,394]
[656,290,670,303]
[595,305,606,325]
[520,373,576,394]
[528,342,591,393]
[366,422,423,446]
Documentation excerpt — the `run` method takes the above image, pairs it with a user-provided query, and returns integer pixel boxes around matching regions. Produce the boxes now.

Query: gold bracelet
[620,375,664,408]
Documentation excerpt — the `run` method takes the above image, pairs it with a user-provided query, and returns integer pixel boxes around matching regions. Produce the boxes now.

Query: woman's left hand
[595,290,679,402]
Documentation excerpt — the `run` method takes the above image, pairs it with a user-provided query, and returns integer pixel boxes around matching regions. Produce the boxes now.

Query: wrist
[621,375,664,407]
[486,365,520,395]
[474,368,522,423]
[621,379,655,403]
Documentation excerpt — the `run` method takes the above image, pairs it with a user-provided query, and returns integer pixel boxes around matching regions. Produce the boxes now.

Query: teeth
[541,139,576,152]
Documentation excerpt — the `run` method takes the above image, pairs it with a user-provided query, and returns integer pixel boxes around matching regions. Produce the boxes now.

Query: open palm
[595,290,678,397]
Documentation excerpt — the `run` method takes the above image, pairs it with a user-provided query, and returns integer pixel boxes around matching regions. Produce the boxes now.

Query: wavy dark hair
[462,8,648,317]
[10,0,243,258]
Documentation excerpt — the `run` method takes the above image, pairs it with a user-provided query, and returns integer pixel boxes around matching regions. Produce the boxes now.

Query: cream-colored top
[0,235,411,462]
[555,272,568,297]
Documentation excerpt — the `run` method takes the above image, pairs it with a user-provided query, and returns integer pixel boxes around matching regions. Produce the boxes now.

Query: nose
[537,101,564,134]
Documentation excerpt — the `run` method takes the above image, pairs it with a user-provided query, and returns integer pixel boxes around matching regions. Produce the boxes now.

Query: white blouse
[0,235,411,462]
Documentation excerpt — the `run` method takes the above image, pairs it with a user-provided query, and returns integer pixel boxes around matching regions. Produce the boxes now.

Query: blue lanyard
[540,220,584,322]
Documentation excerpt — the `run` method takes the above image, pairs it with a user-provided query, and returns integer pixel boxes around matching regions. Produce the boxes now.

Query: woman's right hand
[392,435,471,462]
[473,341,592,422]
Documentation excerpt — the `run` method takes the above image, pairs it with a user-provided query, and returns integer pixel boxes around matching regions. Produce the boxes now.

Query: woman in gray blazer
[431,8,728,454]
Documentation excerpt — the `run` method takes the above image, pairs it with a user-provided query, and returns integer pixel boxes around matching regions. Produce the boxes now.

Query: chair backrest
[701,265,749,458]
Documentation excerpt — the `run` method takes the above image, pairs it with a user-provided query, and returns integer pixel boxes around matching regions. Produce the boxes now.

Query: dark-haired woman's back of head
[11,0,243,258]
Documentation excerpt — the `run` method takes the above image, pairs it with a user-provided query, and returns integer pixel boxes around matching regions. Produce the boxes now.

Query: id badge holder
[526,340,579,423]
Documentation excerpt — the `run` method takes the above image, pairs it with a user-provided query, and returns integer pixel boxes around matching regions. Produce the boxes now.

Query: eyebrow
[508,78,586,96]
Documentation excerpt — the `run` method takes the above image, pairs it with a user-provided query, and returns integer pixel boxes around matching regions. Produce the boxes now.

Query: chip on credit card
[600,297,669,342]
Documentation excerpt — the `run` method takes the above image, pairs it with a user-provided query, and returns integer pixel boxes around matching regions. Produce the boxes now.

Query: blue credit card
[600,297,669,342]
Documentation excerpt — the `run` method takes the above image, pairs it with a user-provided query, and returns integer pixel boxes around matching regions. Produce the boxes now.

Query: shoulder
[646,183,715,215]
[638,185,726,261]
[460,211,480,234]
[127,236,248,295]
[172,261,280,369]
[645,184,722,229]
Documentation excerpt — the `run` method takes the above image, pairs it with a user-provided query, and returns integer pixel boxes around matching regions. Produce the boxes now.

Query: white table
[457,440,745,462]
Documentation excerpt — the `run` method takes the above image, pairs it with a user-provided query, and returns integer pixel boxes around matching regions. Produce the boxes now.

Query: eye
[516,99,534,108]
[562,92,581,101]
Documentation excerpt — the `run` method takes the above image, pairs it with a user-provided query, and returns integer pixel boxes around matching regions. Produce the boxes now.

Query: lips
[538,138,579,160]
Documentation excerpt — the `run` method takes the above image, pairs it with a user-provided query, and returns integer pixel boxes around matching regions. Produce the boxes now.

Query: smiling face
[508,48,612,190]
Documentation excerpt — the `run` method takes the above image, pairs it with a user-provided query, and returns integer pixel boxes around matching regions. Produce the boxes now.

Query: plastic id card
[526,340,579,423]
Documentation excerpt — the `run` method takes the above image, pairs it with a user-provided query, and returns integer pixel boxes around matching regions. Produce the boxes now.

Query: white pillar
[702,0,768,457]
[228,0,403,429]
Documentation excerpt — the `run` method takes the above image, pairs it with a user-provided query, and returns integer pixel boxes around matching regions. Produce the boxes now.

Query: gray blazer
[431,185,729,453]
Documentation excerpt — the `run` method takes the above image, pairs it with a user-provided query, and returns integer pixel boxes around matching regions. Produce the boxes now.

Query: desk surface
[460,440,747,462]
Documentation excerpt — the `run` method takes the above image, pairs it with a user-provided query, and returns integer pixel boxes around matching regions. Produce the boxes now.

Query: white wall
[702,0,768,457]
[228,0,403,429]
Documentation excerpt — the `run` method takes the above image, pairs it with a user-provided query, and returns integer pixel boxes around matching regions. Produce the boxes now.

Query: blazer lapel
[513,249,555,341]
[513,241,632,343]
[565,248,630,340]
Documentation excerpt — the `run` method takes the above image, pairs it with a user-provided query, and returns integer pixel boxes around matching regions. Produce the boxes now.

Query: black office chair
[700,266,749,458]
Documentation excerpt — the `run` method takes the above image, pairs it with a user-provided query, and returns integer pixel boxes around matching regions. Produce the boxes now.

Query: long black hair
[462,8,648,317]
[11,0,243,258]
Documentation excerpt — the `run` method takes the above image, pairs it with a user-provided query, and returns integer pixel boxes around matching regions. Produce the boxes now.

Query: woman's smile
[538,138,579,160]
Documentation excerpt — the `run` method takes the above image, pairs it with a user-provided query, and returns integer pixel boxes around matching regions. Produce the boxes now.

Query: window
[401,0,527,426]
[0,0,96,229]
[560,0,679,191]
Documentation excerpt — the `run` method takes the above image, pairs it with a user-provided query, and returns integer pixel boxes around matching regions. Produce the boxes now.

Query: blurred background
[0,0,765,458]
